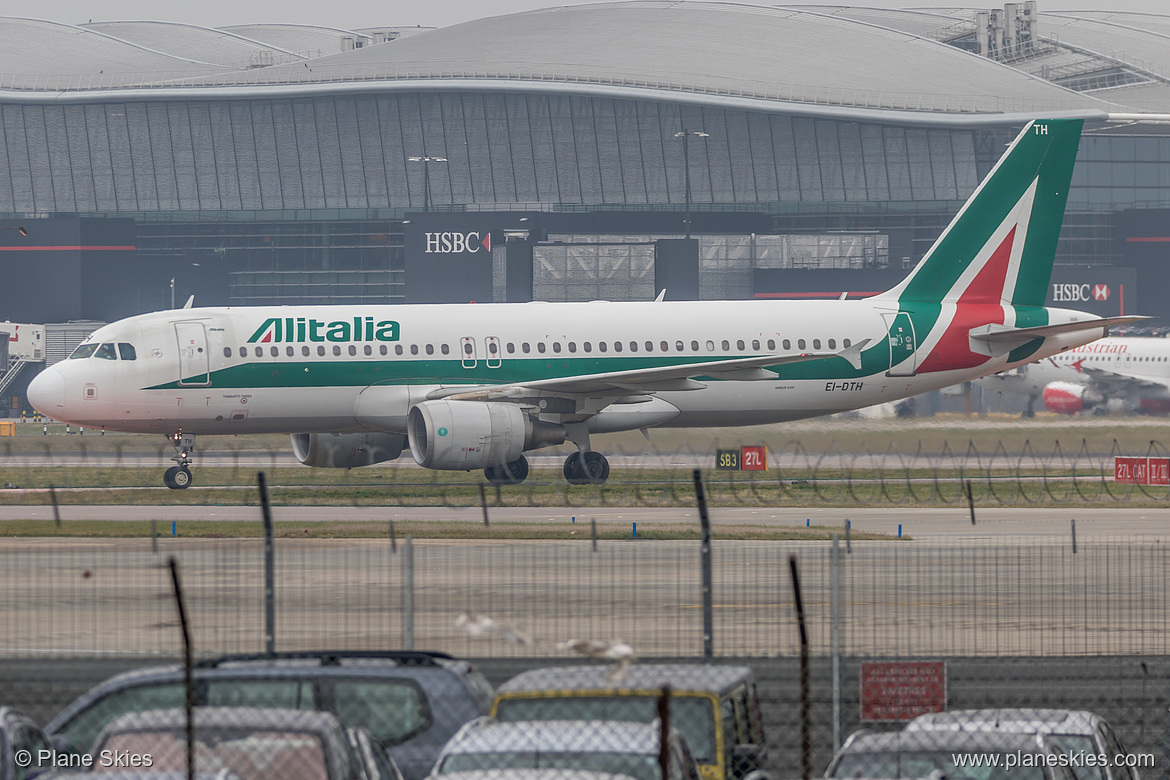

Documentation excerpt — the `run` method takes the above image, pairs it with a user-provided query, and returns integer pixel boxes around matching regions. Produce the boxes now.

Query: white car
[429,720,699,780]
[905,709,1140,780]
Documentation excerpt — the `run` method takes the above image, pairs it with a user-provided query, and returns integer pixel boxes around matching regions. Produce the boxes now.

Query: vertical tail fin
[877,119,1081,307]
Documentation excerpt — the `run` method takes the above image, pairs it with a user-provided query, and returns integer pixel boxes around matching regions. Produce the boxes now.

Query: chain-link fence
[2,531,1169,779]
[5,434,1170,505]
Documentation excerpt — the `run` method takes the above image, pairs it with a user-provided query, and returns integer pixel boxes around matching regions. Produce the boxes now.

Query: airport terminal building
[1,2,1169,331]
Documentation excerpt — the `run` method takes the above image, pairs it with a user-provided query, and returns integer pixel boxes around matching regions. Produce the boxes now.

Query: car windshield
[440,751,659,780]
[97,728,328,780]
[69,343,98,359]
[831,750,1049,780]
[496,695,717,764]
[1048,735,1103,780]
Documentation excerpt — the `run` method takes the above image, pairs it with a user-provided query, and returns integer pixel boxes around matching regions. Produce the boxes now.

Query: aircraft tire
[164,466,193,490]
[485,455,529,485]
[564,451,610,485]
[581,451,610,484]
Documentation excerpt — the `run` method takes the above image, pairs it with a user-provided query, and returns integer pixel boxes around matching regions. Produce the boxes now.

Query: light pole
[673,130,709,239]
[408,156,448,212]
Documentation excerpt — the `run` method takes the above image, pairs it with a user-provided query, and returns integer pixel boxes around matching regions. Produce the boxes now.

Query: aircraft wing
[428,339,870,402]
[1076,364,1167,392]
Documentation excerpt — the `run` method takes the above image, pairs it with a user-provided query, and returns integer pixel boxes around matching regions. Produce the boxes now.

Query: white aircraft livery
[976,336,1170,416]
[27,120,1140,488]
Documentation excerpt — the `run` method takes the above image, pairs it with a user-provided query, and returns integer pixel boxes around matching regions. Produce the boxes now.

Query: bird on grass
[455,612,533,646]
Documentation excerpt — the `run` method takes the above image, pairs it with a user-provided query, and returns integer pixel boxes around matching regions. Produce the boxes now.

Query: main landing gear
[563,450,610,485]
[484,455,530,486]
[164,431,196,490]
[561,423,610,485]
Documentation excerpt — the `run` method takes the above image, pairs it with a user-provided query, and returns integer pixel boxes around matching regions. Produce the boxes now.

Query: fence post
[831,534,841,752]
[966,479,976,525]
[1071,518,1077,554]
[259,471,275,656]
[694,469,714,659]
[167,557,195,780]
[403,536,415,651]
[789,555,811,780]
[658,685,671,780]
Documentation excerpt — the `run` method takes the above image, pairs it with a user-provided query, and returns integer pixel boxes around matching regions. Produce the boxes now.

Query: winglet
[837,338,870,370]
[182,295,195,309]
[654,289,666,303]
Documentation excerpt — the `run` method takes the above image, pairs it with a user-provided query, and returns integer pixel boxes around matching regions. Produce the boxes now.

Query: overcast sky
[22,0,1170,31]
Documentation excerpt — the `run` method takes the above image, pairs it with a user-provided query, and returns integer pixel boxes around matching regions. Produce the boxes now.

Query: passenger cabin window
[843,339,851,348]
[553,342,562,353]
[813,339,821,350]
[270,347,279,357]
[223,347,232,358]
[425,345,433,355]
[254,346,263,358]
[614,341,622,352]
[95,343,118,360]
[783,339,791,350]
[828,339,836,349]
[395,345,403,355]
[350,345,358,356]
[737,340,745,351]
[117,344,137,360]
[537,343,546,354]
[798,339,806,350]
[380,345,388,356]
[364,345,372,356]
[333,346,342,356]
[69,344,98,359]
[767,339,776,350]
[239,347,248,358]
[317,346,326,356]
[303,346,311,357]
[286,346,294,357]
[410,345,419,355]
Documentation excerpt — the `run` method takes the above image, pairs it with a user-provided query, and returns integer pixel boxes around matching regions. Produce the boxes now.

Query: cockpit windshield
[94,343,118,360]
[118,343,137,361]
[69,344,98,359]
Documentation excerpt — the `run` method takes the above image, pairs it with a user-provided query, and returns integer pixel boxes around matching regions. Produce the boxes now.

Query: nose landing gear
[164,431,196,490]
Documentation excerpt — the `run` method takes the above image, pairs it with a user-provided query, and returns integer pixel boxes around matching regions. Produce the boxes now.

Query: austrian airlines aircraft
[976,336,1170,415]
[27,119,1139,488]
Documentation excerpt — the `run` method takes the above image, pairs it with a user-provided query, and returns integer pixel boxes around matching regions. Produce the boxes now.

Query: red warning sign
[860,661,946,721]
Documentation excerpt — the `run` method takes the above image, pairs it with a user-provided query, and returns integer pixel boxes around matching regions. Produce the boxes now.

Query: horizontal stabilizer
[970,316,1151,357]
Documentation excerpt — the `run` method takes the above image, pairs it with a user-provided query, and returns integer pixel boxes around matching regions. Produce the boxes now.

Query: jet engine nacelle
[1042,381,1093,415]
[291,432,405,468]
[407,400,565,470]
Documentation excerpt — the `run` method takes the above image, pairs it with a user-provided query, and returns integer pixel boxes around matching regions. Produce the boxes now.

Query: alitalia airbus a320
[27,119,1140,488]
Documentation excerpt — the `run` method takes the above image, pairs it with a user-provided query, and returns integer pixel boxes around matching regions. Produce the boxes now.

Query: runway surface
[0,505,1166,659]
[1,504,1166,540]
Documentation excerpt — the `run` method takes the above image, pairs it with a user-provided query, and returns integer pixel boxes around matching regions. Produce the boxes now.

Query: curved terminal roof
[221,23,372,57]
[0,17,226,85]
[1,2,1167,123]
[82,21,304,68]
[183,1,1110,118]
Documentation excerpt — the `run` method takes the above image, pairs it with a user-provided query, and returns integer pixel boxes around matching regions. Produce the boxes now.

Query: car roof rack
[194,650,455,669]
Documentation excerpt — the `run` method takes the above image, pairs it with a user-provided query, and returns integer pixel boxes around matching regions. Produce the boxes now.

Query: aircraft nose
[27,364,66,416]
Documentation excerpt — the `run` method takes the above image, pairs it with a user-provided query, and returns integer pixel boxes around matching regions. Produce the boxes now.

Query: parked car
[349,727,406,780]
[44,651,492,780]
[905,709,1140,780]
[429,719,700,780]
[82,706,355,779]
[492,664,767,780]
[825,729,1078,780]
[1,708,52,780]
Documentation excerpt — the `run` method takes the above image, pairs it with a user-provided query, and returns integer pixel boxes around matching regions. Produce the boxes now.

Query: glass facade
[1,89,1166,306]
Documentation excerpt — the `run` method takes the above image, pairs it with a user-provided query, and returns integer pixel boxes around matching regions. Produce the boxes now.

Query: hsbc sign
[425,231,492,254]
[1051,283,1110,303]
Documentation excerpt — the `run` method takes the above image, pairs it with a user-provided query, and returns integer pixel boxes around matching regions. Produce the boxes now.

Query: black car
[44,651,492,780]
[1,708,52,780]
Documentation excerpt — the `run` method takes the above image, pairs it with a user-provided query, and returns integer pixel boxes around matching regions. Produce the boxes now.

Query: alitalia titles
[248,317,400,344]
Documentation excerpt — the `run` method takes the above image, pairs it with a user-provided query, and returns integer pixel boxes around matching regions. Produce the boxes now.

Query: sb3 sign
[716,446,768,471]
